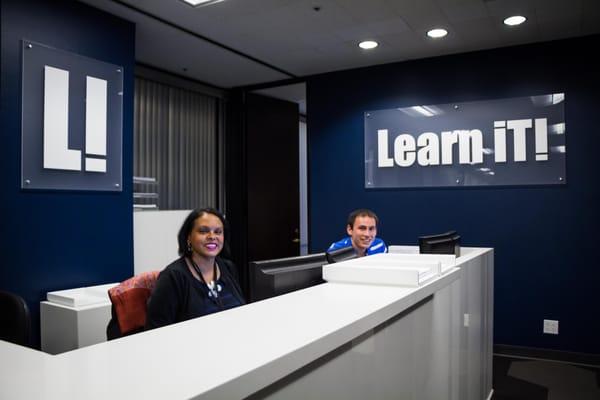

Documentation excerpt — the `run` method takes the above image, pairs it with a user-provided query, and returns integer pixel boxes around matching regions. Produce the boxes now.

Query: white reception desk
[0,247,493,400]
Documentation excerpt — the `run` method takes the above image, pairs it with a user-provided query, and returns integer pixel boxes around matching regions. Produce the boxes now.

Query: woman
[145,208,245,330]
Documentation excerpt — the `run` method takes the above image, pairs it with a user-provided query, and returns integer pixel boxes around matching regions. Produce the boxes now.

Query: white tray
[323,255,441,287]
[47,283,117,307]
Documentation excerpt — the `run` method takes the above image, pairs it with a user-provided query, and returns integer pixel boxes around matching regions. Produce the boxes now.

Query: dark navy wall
[307,36,600,355]
[0,0,135,347]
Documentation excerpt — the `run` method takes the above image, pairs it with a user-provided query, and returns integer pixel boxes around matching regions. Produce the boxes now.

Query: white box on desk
[322,255,441,287]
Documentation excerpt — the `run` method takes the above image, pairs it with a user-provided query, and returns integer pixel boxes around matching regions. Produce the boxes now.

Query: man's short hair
[347,209,379,228]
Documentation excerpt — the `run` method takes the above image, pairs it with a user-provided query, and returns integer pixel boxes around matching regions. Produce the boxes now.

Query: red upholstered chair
[106,271,160,339]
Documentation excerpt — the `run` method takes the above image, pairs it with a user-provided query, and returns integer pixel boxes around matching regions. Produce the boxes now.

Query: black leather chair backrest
[0,290,31,347]
[326,246,358,264]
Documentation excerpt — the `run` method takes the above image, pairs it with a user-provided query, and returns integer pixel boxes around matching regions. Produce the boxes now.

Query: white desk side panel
[40,302,78,354]
[247,276,463,400]
[41,283,117,354]
[41,300,113,354]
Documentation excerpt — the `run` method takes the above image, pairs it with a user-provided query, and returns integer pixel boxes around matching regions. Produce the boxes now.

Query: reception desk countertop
[0,247,492,400]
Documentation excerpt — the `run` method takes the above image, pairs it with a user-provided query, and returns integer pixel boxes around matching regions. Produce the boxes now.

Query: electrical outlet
[543,319,559,335]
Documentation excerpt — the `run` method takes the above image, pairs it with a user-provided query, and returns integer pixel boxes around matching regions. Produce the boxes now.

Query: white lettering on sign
[417,132,439,166]
[377,129,393,167]
[394,134,416,167]
[377,118,549,168]
[43,65,108,173]
[44,66,81,171]
[441,131,458,165]
[493,120,506,163]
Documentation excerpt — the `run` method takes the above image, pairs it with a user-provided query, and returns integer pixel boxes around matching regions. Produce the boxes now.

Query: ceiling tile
[79,0,600,88]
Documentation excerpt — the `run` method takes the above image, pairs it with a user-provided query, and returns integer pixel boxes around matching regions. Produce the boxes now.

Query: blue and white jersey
[327,237,387,256]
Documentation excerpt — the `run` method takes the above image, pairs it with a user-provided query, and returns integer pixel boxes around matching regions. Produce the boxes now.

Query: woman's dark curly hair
[177,208,231,259]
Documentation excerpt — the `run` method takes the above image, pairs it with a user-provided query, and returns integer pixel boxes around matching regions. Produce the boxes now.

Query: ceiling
[79,0,600,96]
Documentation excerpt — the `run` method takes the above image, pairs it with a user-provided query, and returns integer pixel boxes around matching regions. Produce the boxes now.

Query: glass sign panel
[364,94,566,188]
[21,40,123,191]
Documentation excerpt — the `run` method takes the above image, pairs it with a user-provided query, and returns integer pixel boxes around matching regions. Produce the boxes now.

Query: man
[328,209,387,257]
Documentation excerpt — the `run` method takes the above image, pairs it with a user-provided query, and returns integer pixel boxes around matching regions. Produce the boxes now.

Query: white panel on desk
[383,250,457,269]
[323,263,440,286]
[47,283,115,307]
[387,245,419,254]
[323,255,441,286]
[323,264,422,286]
[134,210,190,274]
[335,254,445,270]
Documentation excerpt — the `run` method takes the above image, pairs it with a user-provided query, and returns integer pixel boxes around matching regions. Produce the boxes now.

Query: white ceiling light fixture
[503,15,527,26]
[358,40,378,49]
[181,0,225,7]
[427,28,448,39]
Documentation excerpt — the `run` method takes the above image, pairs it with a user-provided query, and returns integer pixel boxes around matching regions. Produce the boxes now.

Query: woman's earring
[187,241,192,253]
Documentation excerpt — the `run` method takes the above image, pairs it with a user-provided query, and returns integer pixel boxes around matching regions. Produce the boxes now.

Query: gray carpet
[492,355,600,400]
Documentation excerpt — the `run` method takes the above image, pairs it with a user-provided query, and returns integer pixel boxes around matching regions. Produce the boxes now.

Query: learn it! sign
[364,94,566,188]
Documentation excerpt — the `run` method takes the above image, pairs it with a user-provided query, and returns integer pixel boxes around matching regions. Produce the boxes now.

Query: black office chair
[0,290,31,347]
[326,246,358,264]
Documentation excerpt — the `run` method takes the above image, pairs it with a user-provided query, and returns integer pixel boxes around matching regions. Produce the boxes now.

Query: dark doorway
[245,93,300,262]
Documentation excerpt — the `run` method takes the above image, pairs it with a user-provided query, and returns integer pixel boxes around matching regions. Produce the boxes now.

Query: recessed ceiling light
[358,40,378,49]
[181,0,225,7]
[427,28,448,39]
[503,15,526,26]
